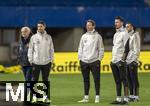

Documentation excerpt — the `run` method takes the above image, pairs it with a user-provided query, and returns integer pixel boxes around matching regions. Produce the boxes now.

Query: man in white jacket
[78,19,104,103]
[110,16,130,105]
[126,22,140,102]
[28,21,54,103]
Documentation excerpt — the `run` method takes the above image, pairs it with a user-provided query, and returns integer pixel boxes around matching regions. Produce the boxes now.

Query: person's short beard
[38,30,44,34]
[87,28,93,32]
[115,25,121,29]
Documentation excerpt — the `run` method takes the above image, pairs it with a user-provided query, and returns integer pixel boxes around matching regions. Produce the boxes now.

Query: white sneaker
[95,99,99,103]
[134,96,139,101]
[78,98,89,103]
[43,98,50,103]
[31,96,36,103]
[95,96,100,103]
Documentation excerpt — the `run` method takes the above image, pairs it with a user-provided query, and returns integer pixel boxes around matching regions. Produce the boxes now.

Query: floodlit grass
[0,73,150,106]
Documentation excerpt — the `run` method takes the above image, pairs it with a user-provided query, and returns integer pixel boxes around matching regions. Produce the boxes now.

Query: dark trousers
[80,60,100,95]
[32,62,51,81]
[22,66,32,81]
[110,61,128,96]
[22,66,32,105]
[127,61,139,96]
[31,62,51,102]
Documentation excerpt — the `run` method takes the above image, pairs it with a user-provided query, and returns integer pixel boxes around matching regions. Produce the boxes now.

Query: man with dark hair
[78,19,104,103]
[87,19,96,26]
[125,23,140,102]
[115,16,124,22]
[110,16,130,105]
[28,20,54,103]
[38,21,46,27]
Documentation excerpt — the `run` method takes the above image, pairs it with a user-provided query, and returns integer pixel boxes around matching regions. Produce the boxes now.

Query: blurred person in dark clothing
[18,26,32,81]
[17,26,32,105]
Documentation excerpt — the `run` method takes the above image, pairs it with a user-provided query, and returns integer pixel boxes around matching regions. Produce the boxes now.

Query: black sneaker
[110,100,121,104]
[120,101,129,105]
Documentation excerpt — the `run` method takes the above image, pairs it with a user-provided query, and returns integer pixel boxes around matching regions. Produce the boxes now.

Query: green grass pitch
[0,73,150,106]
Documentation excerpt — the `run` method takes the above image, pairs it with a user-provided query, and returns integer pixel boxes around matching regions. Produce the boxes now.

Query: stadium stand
[0,0,149,27]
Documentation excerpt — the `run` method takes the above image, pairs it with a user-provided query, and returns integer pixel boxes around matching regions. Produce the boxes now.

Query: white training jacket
[78,30,104,63]
[28,31,54,65]
[112,27,130,63]
[126,30,141,64]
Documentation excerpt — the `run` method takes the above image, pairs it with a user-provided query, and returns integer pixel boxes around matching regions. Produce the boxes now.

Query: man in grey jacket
[110,16,130,105]
[28,21,54,103]
[126,22,140,102]
[78,19,104,103]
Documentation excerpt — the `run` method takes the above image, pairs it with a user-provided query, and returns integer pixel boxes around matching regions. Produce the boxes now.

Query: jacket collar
[21,36,30,44]
[128,30,134,36]
[37,30,47,36]
[87,29,96,34]
[116,26,125,32]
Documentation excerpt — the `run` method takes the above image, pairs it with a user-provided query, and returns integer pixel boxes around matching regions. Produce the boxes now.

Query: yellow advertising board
[1,52,150,74]
[50,51,150,74]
